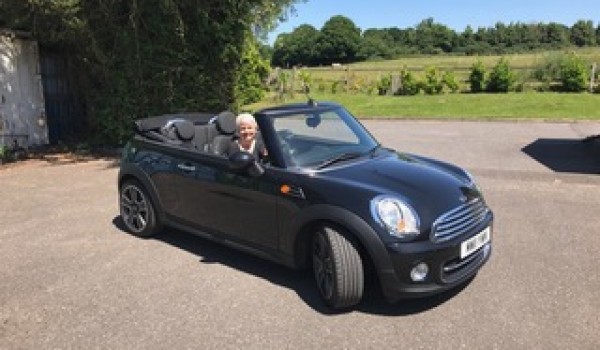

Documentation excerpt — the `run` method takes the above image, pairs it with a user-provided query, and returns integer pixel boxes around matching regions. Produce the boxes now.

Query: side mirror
[229,151,254,170]
[305,114,321,128]
[228,151,264,177]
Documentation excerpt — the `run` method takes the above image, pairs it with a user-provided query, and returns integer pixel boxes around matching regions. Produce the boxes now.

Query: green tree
[544,22,569,47]
[469,60,487,93]
[272,33,293,67]
[396,69,420,96]
[236,35,270,106]
[258,42,274,62]
[423,67,444,94]
[559,53,589,92]
[358,35,393,60]
[0,0,302,144]
[457,25,478,54]
[415,18,456,53]
[376,74,392,95]
[532,53,566,90]
[442,71,459,93]
[272,24,321,66]
[570,20,596,46]
[486,58,516,93]
[318,15,362,64]
[358,29,395,60]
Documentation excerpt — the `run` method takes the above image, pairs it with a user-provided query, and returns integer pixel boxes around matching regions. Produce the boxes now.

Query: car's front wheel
[119,180,161,237]
[312,226,364,309]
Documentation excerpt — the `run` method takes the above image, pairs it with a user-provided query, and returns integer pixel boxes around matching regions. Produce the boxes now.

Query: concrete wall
[0,32,48,148]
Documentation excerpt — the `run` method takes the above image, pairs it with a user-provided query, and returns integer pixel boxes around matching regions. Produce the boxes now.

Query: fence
[268,61,599,96]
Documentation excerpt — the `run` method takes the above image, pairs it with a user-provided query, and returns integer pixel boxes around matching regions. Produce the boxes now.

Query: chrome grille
[431,198,489,242]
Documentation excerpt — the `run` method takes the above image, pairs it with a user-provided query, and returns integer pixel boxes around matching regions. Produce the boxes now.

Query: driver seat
[210,111,237,156]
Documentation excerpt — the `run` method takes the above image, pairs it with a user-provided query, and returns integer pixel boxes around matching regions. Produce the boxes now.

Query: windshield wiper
[316,152,363,169]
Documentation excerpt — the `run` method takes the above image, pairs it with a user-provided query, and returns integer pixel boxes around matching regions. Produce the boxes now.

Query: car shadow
[521,138,600,175]
[112,216,470,316]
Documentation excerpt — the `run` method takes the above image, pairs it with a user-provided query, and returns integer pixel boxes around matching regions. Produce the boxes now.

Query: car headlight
[371,196,420,239]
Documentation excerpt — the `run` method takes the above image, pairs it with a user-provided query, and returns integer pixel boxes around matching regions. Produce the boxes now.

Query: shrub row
[269,53,598,97]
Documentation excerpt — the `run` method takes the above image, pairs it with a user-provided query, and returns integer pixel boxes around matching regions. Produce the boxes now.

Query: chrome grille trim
[431,198,489,242]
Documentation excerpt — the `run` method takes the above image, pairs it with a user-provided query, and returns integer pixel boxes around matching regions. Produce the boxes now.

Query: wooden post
[277,69,283,101]
[590,63,597,93]
[290,67,297,98]
[390,74,400,95]
[344,67,349,92]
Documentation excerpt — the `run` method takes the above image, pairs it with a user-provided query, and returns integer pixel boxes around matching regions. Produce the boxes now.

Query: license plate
[460,226,491,259]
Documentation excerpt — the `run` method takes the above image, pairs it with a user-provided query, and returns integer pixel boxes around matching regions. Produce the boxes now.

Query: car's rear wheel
[312,225,364,309]
[119,180,160,237]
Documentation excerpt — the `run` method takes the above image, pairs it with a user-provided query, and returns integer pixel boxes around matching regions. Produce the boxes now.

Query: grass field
[246,49,600,120]
[342,48,600,70]
[275,48,600,92]
[245,92,600,120]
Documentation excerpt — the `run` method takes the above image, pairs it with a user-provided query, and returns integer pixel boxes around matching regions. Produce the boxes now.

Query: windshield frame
[257,106,380,170]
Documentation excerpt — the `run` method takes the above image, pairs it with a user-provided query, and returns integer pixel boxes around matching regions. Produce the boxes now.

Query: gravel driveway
[1,120,599,349]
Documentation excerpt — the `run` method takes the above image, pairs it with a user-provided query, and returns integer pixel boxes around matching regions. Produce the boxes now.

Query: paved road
[1,121,599,349]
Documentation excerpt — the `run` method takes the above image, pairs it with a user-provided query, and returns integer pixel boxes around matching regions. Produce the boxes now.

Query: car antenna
[304,84,317,107]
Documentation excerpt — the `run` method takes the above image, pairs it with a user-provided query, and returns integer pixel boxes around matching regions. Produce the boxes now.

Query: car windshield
[269,107,379,169]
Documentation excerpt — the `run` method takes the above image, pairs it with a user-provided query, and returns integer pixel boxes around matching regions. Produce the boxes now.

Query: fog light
[410,263,429,282]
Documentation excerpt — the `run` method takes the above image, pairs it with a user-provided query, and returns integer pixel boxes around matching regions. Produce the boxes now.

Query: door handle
[177,163,196,172]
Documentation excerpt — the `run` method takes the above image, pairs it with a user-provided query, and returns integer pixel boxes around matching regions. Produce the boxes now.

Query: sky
[268,0,600,43]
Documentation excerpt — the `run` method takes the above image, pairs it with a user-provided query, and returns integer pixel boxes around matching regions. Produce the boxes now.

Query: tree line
[271,16,600,67]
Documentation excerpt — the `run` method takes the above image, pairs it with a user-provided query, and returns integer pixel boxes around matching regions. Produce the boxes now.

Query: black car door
[167,150,280,250]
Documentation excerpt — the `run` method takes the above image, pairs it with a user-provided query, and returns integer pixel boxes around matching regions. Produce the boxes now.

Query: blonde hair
[236,113,257,128]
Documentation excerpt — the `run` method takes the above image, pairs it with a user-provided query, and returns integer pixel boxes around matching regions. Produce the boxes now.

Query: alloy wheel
[120,184,150,233]
[313,232,335,300]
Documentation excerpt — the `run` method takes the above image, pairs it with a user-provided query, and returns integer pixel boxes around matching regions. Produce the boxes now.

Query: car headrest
[216,111,237,135]
[163,119,195,141]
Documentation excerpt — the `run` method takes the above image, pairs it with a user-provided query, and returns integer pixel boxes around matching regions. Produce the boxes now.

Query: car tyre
[119,180,161,237]
[312,226,364,309]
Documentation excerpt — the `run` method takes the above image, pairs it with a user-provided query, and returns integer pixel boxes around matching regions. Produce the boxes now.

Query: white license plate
[460,226,491,259]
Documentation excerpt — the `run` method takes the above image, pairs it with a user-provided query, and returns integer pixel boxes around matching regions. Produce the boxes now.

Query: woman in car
[227,113,267,159]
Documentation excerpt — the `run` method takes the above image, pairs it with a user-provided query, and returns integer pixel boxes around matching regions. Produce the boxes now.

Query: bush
[469,60,486,93]
[0,145,7,163]
[346,73,365,93]
[317,81,328,93]
[363,80,378,95]
[297,70,313,92]
[277,71,290,93]
[377,74,392,95]
[331,80,341,94]
[423,67,444,95]
[559,53,589,92]
[486,58,515,93]
[442,71,460,93]
[236,36,270,106]
[532,53,564,90]
[394,70,421,96]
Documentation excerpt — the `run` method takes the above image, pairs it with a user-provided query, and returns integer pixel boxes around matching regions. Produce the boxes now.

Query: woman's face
[238,121,257,144]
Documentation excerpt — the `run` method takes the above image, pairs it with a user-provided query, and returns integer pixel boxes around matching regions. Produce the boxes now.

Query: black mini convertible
[118,101,493,309]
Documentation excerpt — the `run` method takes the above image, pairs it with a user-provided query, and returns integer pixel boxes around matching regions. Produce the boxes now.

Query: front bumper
[377,214,493,303]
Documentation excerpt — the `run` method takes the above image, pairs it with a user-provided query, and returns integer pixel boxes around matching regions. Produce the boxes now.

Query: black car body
[118,102,493,308]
